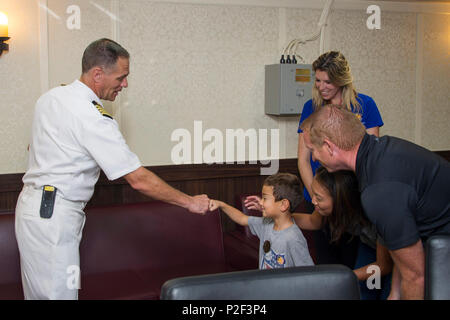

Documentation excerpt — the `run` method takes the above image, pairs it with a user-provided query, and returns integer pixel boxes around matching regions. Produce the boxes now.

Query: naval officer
[15,38,210,300]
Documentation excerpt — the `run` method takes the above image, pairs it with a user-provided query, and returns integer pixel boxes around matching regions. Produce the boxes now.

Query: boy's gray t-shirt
[248,216,314,269]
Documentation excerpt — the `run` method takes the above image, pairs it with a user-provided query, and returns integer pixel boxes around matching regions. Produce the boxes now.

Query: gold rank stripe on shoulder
[91,101,113,120]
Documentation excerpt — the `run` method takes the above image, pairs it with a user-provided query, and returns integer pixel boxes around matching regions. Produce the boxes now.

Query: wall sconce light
[0,12,10,55]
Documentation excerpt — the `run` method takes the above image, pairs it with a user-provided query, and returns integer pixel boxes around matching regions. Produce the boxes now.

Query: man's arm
[389,239,425,300]
[387,264,402,300]
[124,166,209,215]
[361,183,423,299]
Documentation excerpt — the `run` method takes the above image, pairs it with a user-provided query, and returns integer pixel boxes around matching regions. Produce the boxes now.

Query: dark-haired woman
[293,167,393,300]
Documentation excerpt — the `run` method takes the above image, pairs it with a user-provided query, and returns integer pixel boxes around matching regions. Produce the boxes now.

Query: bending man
[300,105,450,299]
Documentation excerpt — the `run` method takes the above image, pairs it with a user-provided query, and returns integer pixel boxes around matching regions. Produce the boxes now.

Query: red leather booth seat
[0,201,257,300]
[0,214,23,300]
[79,201,253,299]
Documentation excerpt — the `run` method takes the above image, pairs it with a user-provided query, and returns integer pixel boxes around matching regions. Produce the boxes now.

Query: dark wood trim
[0,159,300,214]
[1,149,448,214]
[90,159,300,208]
[0,173,25,193]
[96,160,298,185]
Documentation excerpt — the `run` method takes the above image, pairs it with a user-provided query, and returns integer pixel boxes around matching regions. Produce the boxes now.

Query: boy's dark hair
[263,173,303,213]
[82,38,130,73]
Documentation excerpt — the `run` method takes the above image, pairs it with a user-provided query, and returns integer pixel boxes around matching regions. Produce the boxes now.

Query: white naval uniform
[15,80,141,299]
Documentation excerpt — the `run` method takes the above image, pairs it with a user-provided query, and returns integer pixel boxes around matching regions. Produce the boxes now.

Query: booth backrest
[0,213,24,299]
[0,213,21,285]
[80,201,225,275]
[425,235,450,300]
[160,264,360,300]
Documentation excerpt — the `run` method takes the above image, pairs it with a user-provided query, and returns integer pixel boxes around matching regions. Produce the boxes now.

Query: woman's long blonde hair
[312,51,361,113]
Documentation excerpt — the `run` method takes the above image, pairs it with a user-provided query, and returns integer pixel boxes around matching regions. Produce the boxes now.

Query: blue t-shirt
[297,93,384,202]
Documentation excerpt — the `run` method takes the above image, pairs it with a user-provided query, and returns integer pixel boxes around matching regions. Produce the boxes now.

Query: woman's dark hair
[314,166,368,243]
[82,38,130,73]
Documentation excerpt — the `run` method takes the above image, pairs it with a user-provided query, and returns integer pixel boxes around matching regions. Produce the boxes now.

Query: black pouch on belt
[40,185,57,219]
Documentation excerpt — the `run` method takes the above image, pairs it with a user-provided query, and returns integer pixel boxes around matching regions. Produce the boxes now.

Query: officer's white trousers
[15,185,86,300]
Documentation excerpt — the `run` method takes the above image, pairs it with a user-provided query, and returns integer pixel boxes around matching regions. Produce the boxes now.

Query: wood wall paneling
[1,152,448,230]
[0,159,301,231]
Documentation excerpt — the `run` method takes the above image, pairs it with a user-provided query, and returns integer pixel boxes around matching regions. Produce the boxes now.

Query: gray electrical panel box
[265,64,314,115]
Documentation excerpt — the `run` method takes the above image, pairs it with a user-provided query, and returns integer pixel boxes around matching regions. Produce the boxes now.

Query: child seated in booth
[209,173,314,269]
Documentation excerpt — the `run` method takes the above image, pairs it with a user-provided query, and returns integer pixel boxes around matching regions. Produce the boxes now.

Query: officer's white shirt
[23,80,142,202]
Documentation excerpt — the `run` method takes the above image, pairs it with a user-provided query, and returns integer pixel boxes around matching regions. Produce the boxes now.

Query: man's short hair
[82,38,130,73]
[300,104,366,151]
[263,173,302,213]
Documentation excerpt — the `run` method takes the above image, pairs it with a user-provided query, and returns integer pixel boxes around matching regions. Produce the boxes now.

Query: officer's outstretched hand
[188,194,210,215]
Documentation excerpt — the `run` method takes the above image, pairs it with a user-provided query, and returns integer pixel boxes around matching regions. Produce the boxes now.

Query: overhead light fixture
[0,12,10,55]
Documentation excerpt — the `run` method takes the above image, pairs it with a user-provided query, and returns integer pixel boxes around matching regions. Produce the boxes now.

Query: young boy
[209,173,314,269]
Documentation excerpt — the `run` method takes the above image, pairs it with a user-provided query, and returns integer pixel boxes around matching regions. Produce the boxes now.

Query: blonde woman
[297,51,383,265]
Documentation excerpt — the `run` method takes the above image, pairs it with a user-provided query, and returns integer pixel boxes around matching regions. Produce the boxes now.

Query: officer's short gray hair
[82,38,130,73]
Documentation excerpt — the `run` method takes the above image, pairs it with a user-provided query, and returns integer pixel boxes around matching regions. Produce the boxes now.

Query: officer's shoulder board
[92,101,113,120]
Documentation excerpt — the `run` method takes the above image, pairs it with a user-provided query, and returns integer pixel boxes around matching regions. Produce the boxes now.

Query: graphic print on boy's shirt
[261,248,286,269]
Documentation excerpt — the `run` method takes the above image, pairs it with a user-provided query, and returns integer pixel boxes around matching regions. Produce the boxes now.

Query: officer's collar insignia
[92,101,113,120]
